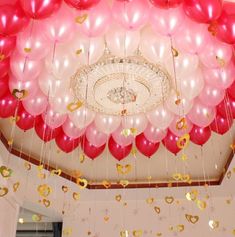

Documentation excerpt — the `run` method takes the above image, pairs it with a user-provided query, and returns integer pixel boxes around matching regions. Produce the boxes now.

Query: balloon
[139,27,171,63]
[108,136,132,161]
[75,0,111,37]
[162,130,181,155]
[136,133,160,157]
[55,130,80,153]
[144,123,167,143]
[95,114,121,134]
[199,36,232,69]
[65,0,100,10]
[0,75,9,98]
[69,107,95,129]
[202,63,235,89]
[86,123,107,147]
[62,118,86,139]
[198,84,225,107]
[0,35,16,58]
[42,6,75,43]
[149,0,183,9]
[22,89,48,116]
[122,114,148,135]
[147,105,174,129]
[210,113,233,135]
[150,6,185,36]
[0,91,18,118]
[16,105,36,130]
[183,0,222,23]
[217,96,235,119]
[169,116,193,137]
[227,80,235,100]
[0,3,29,36]
[42,106,67,129]
[190,125,211,146]
[81,135,105,159]
[20,0,62,19]
[112,0,150,30]
[112,125,135,146]
[9,75,38,99]
[188,99,216,127]
[10,52,43,81]
[106,24,140,57]
[174,19,210,54]
[0,57,10,78]
[35,116,61,142]
[16,22,50,60]
[69,34,105,65]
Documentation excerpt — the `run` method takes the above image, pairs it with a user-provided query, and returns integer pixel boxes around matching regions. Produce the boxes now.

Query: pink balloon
[188,99,216,127]
[150,6,185,36]
[150,0,183,9]
[42,106,67,129]
[112,0,150,30]
[112,125,135,146]
[169,116,193,137]
[62,118,86,139]
[162,130,181,155]
[22,89,48,116]
[202,63,235,89]
[10,51,43,81]
[144,123,167,143]
[75,0,111,37]
[0,75,9,98]
[198,84,225,106]
[190,125,211,146]
[86,123,107,147]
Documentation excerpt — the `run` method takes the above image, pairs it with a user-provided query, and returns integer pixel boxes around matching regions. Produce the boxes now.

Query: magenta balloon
[0,57,10,79]
[217,96,235,119]
[112,0,150,30]
[190,125,211,146]
[65,0,100,10]
[0,75,9,98]
[136,133,160,157]
[150,0,183,9]
[183,0,222,23]
[20,0,62,19]
[112,125,134,146]
[144,123,167,143]
[0,91,18,118]
[162,130,181,155]
[198,84,225,107]
[62,118,86,138]
[169,116,193,137]
[210,113,233,135]
[0,35,16,58]
[227,80,235,100]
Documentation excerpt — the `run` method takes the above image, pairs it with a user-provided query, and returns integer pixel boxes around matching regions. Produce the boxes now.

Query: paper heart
[133,230,143,237]
[154,206,161,214]
[32,214,42,222]
[185,214,199,224]
[13,182,20,192]
[102,180,111,189]
[119,180,129,188]
[146,197,154,204]
[177,134,190,149]
[50,169,62,176]
[116,164,132,175]
[115,194,122,202]
[181,174,191,183]
[165,196,174,204]
[12,89,28,100]
[176,117,187,130]
[0,166,13,178]
[177,224,184,232]
[120,230,129,237]
[0,186,8,197]
[104,216,109,222]
[67,101,83,112]
[172,173,182,181]
[209,220,219,229]
[75,14,88,24]
[186,190,198,201]
[77,178,88,189]
[62,185,69,193]
[73,192,80,201]
[37,184,52,198]
[196,200,207,210]
[24,162,31,171]
[42,199,51,208]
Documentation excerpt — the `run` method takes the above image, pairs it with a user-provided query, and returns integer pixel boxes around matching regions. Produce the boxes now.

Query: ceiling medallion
[71,53,172,115]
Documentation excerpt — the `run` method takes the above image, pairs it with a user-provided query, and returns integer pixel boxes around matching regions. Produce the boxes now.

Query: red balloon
[190,125,211,146]
[217,96,235,119]
[20,0,62,19]
[0,91,18,118]
[81,135,105,159]
[64,0,100,10]
[35,116,61,142]
[136,133,160,157]
[55,130,80,153]
[162,130,181,155]
[0,57,10,78]
[0,75,9,98]
[183,0,222,23]
[227,80,235,100]
[210,114,233,135]
[0,3,29,36]
[108,136,132,161]
[0,35,16,58]
[150,0,183,9]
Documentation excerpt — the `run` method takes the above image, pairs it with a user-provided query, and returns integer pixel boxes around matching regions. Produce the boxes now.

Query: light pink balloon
[112,0,150,30]
[62,118,86,139]
[95,114,121,134]
[188,99,216,128]
[22,89,48,116]
[143,123,167,143]
[199,36,232,69]
[76,0,111,37]
[203,63,235,89]
[112,125,134,146]
[169,116,193,137]
[42,106,67,129]
[198,84,225,106]
[42,5,75,43]
[174,19,210,55]
[16,22,50,60]
[86,123,107,147]
[150,6,185,36]
[147,105,174,129]
[10,51,43,81]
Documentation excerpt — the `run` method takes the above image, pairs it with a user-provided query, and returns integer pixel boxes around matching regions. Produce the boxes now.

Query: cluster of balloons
[0,0,234,159]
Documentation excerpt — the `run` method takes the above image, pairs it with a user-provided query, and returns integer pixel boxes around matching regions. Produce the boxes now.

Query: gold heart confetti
[72,192,80,201]
[102,180,111,189]
[196,200,207,210]
[177,133,190,149]
[119,179,129,188]
[0,166,13,178]
[12,89,28,100]
[181,154,188,161]
[75,49,82,55]
[0,186,8,197]
[120,230,129,237]
[186,190,198,201]
[42,199,51,208]
[133,230,143,237]
[24,162,31,171]
[77,178,88,189]
[171,46,179,57]
[115,194,122,202]
[104,216,109,222]
[24,47,32,53]
[37,184,52,198]
[177,224,184,232]
[32,214,42,222]
[154,206,161,214]
[67,101,83,112]
[176,117,187,130]
[131,147,137,156]
[172,173,182,181]
[116,164,132,175]
[75,14,88,24]
[73,170,82,178]
[50,169,62,176]
[79,153,85,163]
[38,172,46,179]
[146,197,155,204]
[13,182,20,192]
[185,214,199,224]
[165,196,174,204]
[209,220,219,230]
[230,144,235,150]
[182,174,191,183]
[62,185,69,193]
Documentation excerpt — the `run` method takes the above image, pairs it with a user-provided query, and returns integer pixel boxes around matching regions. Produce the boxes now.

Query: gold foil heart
[146,197,154,204]
[177,134,190,149]
[196,200,207,210]
[12,89,28,100]
[182,174,191,183]
[37,184,52,198]
[227,171,232,179]
[104,216,109,222]
[185,214,199,224]
[115,194,122,202]
[72,192,80,201]
[62,185,68,193]
[171,46,179,57]
[9,115,20,124]
[209,220,219,229]
[176,224,184,232]
[77,178,88,189]
[79,153,85,163]
[120,230,129,237]
[116,164,132,175]
[102,180,111,189]
[216,55,225,67]
[176,117,187,130]
[24,162,31,171]
[156,233,162,236]
[13,182,20,192]
[172,173,182,181]
[165,196,174,204]
[7,138,13,145]
[63,227,72,236]
[24,47,32,53]
[67,101,83,112]
[75,49,82,55]
[154,206,161,214]
[50,169,62,176]
[133,230,143,237]
[75,14,88,24]
[32,214,42,222]
[119,180,129,188]
[186,190,198,201]
[0,186,8,197]
[42,199,50,208]
[0,166,13,178]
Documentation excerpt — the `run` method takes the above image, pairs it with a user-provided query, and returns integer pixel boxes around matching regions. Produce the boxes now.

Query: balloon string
[52,41,57,64]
